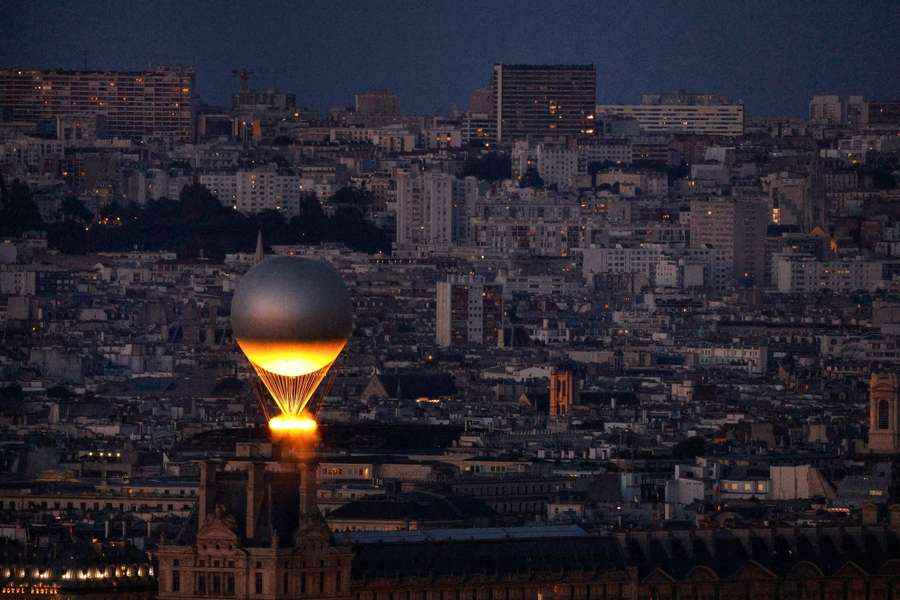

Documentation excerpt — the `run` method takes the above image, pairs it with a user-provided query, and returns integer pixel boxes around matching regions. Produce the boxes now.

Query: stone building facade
[158,453,900,600]
[869,372,900,454]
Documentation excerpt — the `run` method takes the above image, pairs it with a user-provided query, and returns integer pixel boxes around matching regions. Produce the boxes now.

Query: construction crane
[231,68,254,92]
[232,67,282,92]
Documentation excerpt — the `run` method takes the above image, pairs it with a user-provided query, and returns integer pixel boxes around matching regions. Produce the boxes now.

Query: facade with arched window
[869,373,900,454]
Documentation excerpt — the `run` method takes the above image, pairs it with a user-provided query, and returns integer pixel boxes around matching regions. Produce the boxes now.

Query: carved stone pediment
[641,567,675,584]
[685,565,719,582]
[197,504,240,544]
[731,560,777,581]
[876,559,900,576]
[833,560,868,578]
[786,560,824,580]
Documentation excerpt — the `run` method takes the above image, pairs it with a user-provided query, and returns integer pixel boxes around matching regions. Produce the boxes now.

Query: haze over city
[2,0,900,115]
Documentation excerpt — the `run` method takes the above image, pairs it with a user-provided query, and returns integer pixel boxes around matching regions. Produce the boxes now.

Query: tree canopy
[0,178,43,236]
[519,167,545,189]
[38,183,390,257]
[458,152,511,181]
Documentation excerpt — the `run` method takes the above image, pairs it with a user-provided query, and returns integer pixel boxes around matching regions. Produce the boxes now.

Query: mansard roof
[350,526,900,583]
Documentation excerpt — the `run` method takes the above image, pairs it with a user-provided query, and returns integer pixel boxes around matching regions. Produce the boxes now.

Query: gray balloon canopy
[231,256,353,343]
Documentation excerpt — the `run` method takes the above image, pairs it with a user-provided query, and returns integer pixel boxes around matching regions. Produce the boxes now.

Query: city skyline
[1,0,899,116]
[2,3,900,599]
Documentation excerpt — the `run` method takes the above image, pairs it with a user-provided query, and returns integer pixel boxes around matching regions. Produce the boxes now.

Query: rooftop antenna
[82,49,88,70]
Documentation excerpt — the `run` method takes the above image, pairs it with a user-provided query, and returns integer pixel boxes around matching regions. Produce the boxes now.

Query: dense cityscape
[1,4,900,600]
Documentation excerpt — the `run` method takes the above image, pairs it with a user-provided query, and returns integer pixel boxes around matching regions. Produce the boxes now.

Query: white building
[596,104,744,136]
[579,244,729,289]
[809,95,843,125]
[774,254,889,293]
[395,170,480,249]
[199,168,314,218]
[536,143,578,189]
[682,344,769,375]
[595,168,668,196]
[329,126,416,153]
[577,141,632,171]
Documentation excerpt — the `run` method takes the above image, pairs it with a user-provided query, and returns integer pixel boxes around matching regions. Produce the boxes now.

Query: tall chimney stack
[245,462,266,541]
[198,461,218,527]
[298,462,319,526]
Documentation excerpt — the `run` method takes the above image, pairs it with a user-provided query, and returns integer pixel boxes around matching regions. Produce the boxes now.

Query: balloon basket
[269,414,320,459]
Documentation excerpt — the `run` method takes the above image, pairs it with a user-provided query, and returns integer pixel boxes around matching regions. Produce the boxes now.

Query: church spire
[254,230,264,265]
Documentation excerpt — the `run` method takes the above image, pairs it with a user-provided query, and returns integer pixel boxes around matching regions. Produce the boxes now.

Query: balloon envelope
[231,256,352,376]
[231,256,352,418]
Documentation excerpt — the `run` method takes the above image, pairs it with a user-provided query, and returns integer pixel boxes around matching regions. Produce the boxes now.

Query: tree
[0,384,24,404]
[289,196,326,244]
[587,160,619,176]
[0,179,43,236]
[58,197,93,224]
[330,187,374,212]
[47,220,89,254]
[179,183,225,223]
[458,152,511,181]
[519,167,545,189]
[46,385,74,399]
[325,206,391,254]
[252,209,290,244]
[42,181,393,257]
[673,436,707,459]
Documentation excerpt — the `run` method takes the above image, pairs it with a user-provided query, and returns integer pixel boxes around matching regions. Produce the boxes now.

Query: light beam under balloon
[231,257,353,435]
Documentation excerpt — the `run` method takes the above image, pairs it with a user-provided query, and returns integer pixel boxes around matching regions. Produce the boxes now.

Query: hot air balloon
[231,257,352,436]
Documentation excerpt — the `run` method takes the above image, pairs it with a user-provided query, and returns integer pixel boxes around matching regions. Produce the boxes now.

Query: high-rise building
[846,95,868,129]
[762,171,826,233]
[809,95,843,125]
[436,275,502,347]
[354,90,400,117]
[597,93,744,136]
[199,168,313,217]
[867,99,900,128]
[690,197,769,285]
[492,64,596,142]
[869,372,900,454]
[809,95,900,130]
[640,92,734,106]
[536,142,579,189]
[395,170,480,249]
[0,67,194,141]
[469,86,493,114]
[396,171,453,249]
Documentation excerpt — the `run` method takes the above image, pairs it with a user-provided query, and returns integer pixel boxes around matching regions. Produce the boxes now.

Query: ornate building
[158,446,900,600]
[157,450,352,600]
[869,372,900,454]
[549,368,576,417]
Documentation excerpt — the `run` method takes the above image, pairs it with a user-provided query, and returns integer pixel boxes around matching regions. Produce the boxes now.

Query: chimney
[198,461,218,527]
[245,462,266,541]
[889,504,900,530]
[298,462,319,525]
[862,502,880,526]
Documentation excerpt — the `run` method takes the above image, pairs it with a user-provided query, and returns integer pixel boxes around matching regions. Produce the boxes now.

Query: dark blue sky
[2,0,898,116]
